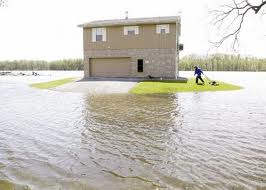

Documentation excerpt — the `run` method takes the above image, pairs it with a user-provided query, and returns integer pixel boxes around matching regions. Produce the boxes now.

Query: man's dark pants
[196,75,204,84]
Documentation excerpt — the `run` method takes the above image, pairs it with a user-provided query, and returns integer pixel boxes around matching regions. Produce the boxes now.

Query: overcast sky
[0,0,265,60]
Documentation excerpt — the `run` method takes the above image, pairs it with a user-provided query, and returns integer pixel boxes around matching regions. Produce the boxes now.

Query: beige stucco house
[79,16,181,79]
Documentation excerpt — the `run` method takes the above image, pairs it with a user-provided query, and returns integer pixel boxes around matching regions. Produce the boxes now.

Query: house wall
[84,49,177,78]
[83,23,177,50]
[83,22,180,79]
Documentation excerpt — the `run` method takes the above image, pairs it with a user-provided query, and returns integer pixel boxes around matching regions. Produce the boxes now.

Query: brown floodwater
[0,72,265,190]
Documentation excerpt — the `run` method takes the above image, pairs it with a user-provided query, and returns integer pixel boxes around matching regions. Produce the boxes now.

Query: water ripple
[0,72,266,189]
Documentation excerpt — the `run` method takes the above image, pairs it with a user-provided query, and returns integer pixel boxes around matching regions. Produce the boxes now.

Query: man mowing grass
[194,66,205,85]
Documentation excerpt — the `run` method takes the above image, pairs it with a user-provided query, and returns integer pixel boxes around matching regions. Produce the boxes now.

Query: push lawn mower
[203,74,219,86]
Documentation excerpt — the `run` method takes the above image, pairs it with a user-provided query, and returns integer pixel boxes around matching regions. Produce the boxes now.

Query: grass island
[30,77,242,93]
[30,78,76,89]
[130,78,242,94]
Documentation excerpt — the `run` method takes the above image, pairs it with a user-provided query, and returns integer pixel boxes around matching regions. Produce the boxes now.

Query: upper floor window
[124,26,139,35]
[92,28,106,42]
[156,24,170,34]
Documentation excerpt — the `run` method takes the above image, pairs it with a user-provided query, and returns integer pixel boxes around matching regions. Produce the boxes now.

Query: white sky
[0,0,265,60]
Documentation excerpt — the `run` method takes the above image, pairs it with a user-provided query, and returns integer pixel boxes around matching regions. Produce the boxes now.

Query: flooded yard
[0,71,265,190]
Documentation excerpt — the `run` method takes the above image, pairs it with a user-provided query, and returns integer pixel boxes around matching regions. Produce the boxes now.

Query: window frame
[156,24,170,34]
[124,26,139,35]
[92,27,106,42]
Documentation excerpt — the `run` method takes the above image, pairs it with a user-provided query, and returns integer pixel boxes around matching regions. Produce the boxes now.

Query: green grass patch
[30,78,76,89]
[130,78,242,94]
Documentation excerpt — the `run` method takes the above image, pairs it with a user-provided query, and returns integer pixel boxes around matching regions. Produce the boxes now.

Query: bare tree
[0,0,7,7]
[211,0,266,49]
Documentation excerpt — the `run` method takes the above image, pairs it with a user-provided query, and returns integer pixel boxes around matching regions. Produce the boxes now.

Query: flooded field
[0,71,265,190]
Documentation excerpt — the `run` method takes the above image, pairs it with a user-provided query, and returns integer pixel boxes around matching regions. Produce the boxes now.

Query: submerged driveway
[53,78,140,94]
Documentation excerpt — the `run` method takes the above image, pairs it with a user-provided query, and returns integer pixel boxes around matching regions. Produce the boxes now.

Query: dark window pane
[160,28,166,34]
[138,59,143,72]
[128,30,135,35]
[96,35,103,41]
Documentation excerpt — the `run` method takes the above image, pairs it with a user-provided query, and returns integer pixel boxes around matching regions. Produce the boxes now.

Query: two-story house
[79,16,181,79]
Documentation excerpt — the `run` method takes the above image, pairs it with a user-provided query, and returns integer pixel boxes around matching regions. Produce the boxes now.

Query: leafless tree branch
[211,0,266,50]
[0,0,7,7]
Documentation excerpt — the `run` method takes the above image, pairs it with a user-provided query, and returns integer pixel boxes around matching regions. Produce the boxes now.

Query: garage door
[90,58,131,77]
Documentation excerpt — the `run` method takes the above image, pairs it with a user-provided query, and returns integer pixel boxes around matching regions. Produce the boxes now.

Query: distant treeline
[1,54,266,71]
[0,59,83,71]
[180,54,266,71]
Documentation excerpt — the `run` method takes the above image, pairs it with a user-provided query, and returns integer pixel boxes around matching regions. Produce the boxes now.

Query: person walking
[194,66,204,85]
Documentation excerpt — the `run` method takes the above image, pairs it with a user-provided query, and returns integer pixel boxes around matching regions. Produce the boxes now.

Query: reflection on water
[81,94,184,189]
[0,72,266,190]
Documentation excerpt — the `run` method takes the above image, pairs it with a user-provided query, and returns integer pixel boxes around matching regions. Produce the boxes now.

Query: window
[137,59,143,72]
[127,30,135,35]
[156,24,170,34]
[92,28,106,42]
[96,34,102,42]
[124,26,139,35]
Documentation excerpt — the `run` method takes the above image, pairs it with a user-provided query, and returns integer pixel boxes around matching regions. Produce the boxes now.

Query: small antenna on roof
[177,10,182,16]
[125,11,128,19]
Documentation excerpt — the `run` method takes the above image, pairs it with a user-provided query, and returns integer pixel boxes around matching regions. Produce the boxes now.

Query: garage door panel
[90,58,131,77]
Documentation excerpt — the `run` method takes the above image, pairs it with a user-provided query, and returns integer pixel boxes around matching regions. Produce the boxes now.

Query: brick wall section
[84,49,177,78]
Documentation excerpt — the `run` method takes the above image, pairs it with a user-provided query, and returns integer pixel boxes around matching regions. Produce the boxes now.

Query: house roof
[79,16,180,28]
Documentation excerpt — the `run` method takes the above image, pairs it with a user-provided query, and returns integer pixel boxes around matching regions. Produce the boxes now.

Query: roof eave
[79,16,181,28]
[81,21,179,28]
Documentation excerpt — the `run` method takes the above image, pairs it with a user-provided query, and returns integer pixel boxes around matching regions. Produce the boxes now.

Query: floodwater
[0,71,265,190]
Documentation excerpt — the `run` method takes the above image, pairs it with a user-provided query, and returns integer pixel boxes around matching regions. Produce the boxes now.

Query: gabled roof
[79,16,180,28]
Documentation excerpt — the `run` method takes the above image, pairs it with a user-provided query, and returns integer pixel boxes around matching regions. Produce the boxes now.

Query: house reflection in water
[78,94,187,190]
